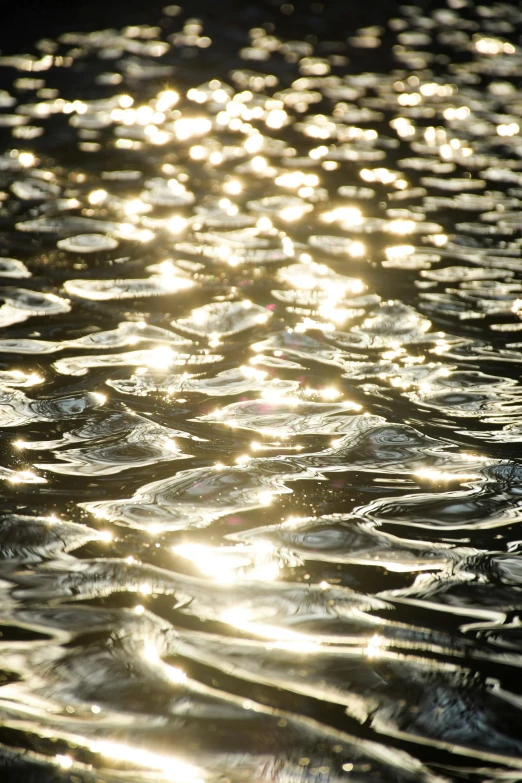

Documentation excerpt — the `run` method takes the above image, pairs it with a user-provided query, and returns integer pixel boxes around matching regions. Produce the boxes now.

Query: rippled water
[3,2,522,780]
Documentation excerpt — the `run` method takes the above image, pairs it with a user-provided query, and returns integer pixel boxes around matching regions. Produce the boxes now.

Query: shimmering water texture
[4,2,522,781]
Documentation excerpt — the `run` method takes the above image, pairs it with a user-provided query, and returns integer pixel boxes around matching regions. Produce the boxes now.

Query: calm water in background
[2,2,522,781]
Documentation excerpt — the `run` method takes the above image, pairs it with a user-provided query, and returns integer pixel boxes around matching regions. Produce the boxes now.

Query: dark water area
[2,1,522,781]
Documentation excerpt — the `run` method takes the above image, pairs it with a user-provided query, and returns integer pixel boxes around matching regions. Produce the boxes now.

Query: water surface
[2,2,522,781]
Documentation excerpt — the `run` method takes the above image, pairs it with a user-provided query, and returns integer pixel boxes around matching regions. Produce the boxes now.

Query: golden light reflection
[88,189,107,205]
[442,106,470,121]
[173,117,212,140]
[115,138,140,150]
[56,755,73,770]
[250,154,268,172]
[166,664,188,685]
[243,134,263,154]
[267,639,321,653]
[124,198,151,216]
[240,364,267,382]
[147,128,171,145]
[220,605,321,645]
[415,468,480,482]
[287,261,364,299]
[189,144,206,160]
[397,92,421,106]
[156,90,179,111]
[18,151,36,167]
[349,241,365,257]
[89,741,204,783]
[209,151,224,165]
[257,216,273,230]
[3,369,43,386]
[8,469,47,484]
[143,641,187,685]
[309,145,328,160]
[321,206,363,226]
[141,346,176,368]
[167,215,189,234]
[497,122,519,136]
[280,204,311,221]
[223,179,243,195]
[320,386,342,400]
[174,541,279,583]
[474,35,515,55]
[365,633,386,658]
[276,171,319,189]
[386,219,416,235]
[385,244,415,261]
[295,318,335,333]
[266,108,288,129]
[390,117,415,138]
[98,530,113,542]
[117,223,155,242]
[430,233,448,247]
